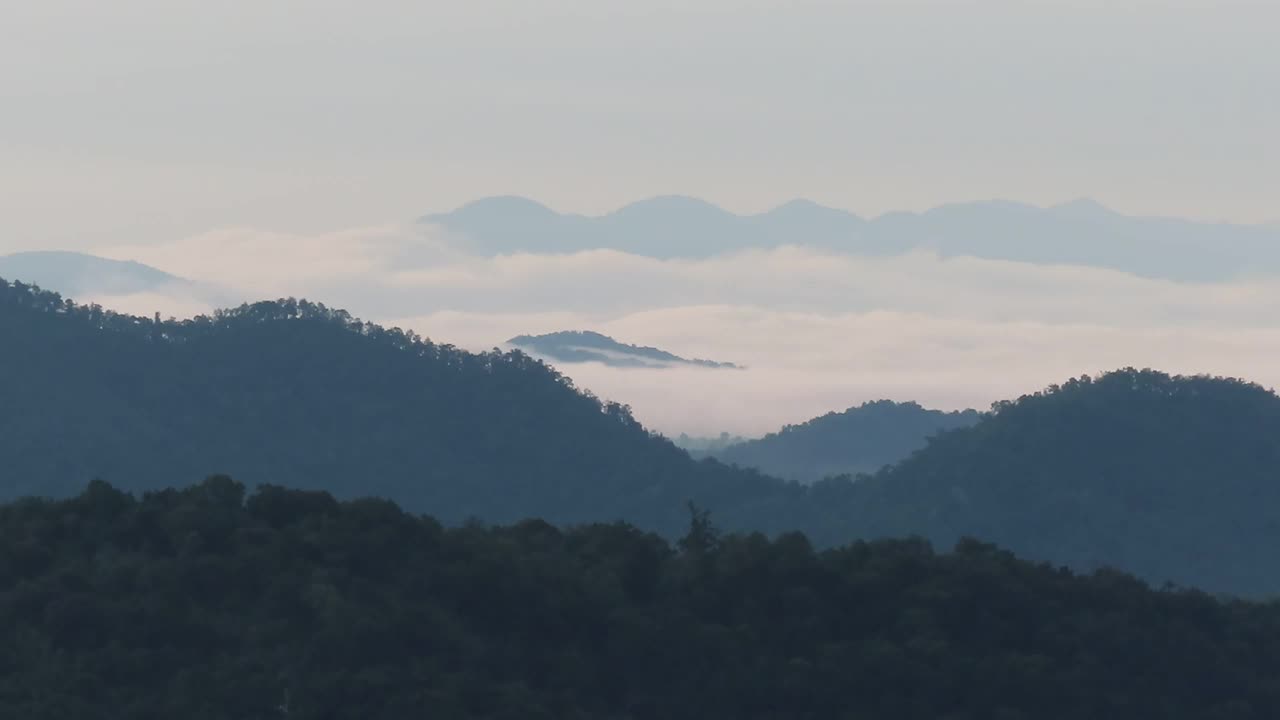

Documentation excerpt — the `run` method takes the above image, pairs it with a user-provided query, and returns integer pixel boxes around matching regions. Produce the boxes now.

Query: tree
[677,502,719,554]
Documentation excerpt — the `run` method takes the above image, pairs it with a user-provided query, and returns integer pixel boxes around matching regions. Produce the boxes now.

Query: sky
[2,0,1278,250]
[3,1,1279,436]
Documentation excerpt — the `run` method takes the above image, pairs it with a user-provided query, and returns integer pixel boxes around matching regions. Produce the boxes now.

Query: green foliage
[4,480,1280,719]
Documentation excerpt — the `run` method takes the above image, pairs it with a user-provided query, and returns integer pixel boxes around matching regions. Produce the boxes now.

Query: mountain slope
[0,251,185,297]
[0,278,791,535]
[508,330,739,369]
[828,370,1280,596]
[715,400,981,482]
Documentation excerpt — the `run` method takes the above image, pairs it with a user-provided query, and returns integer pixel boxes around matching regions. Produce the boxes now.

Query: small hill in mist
[0,251,185,297]
[672,432,749,457]
[423,196,1280,281]
[714,400,981,482]
[508,330,739,369]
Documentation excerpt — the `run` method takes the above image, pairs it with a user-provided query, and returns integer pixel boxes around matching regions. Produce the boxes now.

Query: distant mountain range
[423,196,1280,282]
[422,195,864,259]
[712,401,982,483]
[507,330,739,369]
[0,251,187,297]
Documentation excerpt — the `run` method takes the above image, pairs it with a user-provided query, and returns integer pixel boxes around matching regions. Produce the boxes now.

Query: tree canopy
[3,478,1280,719]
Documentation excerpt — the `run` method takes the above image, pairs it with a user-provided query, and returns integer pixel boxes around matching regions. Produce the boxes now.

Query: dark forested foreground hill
[4,479,1280,720]
[714,400,981,482]
[7,277,1280,596]
[0,278,792,537]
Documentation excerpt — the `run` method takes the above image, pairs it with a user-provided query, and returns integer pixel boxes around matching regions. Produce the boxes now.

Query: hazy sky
[3,0,1277,250]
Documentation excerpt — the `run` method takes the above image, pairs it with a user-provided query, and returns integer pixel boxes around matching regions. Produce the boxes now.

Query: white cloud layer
[86,226,1280,436]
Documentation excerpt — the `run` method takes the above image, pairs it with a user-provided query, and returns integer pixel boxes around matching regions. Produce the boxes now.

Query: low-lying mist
[69,224,1280,436]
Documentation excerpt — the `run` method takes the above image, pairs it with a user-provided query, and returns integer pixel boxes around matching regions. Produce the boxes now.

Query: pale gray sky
[2,0,1277,250]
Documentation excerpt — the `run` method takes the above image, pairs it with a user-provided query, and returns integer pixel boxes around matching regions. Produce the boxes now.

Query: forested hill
[9,277,1280,595]
[826,370,1280,597]
[715,400,981,482]
[5,479,1280,719]
[0,278,792,535]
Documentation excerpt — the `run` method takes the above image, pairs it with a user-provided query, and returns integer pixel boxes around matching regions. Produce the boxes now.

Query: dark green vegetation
[713,401,981,482]
[5,479,1280,719]
[6,277,1280,596]
[508,330,738,369]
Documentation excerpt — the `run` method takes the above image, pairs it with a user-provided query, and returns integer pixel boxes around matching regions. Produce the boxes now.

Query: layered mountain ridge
[6,276,1280,595]
[423,195,1280,281]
